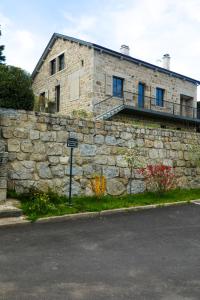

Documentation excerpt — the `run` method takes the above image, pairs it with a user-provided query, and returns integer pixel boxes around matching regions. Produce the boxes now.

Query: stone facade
[32,39,94,115]
[32,34,198,128]
[93,51,197,106]
[1,108,200,198]
[93,51,197,123]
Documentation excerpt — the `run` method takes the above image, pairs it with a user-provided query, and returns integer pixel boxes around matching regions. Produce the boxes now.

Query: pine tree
[0,26,6,64]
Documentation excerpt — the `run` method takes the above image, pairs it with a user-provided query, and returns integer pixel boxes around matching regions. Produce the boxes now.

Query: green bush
[18,188,69,221]
[0,64,34,110]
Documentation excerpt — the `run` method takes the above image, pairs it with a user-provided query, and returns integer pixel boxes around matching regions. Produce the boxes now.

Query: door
[55,85,60,112]
[138,82,145,108]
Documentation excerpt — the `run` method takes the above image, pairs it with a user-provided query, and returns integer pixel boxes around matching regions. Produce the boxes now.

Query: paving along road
[0,204,200,299]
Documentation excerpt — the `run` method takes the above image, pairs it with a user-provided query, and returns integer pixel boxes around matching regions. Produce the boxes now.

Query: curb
[37,200,192,224]
[0,200,192,227]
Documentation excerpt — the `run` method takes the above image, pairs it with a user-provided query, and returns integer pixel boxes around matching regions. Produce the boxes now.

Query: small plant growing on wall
[118,147,147,194]
[72,109,93,119]
[91,175,106,197]
[138,164,177,194]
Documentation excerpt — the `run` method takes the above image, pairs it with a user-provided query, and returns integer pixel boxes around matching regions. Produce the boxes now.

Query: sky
[0,0,200,97]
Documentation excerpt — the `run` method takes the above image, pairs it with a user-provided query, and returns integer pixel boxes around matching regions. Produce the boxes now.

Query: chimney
[120,45,130,56]
[162,53,170,70]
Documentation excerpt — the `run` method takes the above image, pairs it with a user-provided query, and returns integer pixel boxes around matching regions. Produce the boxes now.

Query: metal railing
[94,91,199,120]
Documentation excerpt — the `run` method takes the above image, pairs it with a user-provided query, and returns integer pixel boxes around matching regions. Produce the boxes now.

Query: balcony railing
[94,91,199,121]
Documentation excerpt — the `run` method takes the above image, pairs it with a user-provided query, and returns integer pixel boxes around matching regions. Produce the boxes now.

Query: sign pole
[67,137,78,206]
[69,147,73,205]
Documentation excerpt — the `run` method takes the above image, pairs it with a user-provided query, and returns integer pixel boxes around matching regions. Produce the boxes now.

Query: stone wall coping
[1,108,200,138]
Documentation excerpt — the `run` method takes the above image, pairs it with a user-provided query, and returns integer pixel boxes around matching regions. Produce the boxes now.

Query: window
[113,76,123,98]
[58,53,65,71]
[156,88,164,106]
[50,59,56,75]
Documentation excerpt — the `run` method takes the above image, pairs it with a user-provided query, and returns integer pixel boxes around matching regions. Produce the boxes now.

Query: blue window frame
[113,76,123,98]
[156,88,164,106]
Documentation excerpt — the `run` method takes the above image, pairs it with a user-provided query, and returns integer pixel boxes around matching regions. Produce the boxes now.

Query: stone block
[30,153,46,161]
[94,135,104,144]
[40,132,56,142]
[154,141,163,149]
[36,162,52,179]
[149,149,159,159]
[107,156,116,166]
[136,139,144,147]
[47,143,63,156]
[0,179,7,189]
[116,155,128,167]
[35,123,47,132]
[127,180,145,194]
[60,156,69,164]
[30,130,40,140]
[33,142,46,154]
[21,140,33,153]
[103,166,119,178]
[8,139,20,152]
[17,152,30,161]
[10,161,34,180]
[84,134,93,144]
[80,144,96,156]
[65,166,83,176]
[57,131,68,143]
[2,127,13,138]
[13,128,28,139]
[105,136,117,145]
[48,156,60,165]
[0,189,6,202]
[120,132,132,140]
[95,155,108,165]
[107,178,126,195]
[0,165,7,177]
[51,165,65,177]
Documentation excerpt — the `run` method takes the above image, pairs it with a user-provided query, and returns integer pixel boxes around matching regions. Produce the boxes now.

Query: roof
[31,33,200,85]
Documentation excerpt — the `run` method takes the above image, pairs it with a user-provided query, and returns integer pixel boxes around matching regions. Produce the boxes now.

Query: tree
[0,64,34,110]
[0,26,6,64]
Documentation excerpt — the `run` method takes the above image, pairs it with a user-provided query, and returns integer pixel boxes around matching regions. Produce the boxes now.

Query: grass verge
[7,188,200,222]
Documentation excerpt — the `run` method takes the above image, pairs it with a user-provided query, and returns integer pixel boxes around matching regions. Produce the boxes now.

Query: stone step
[0,199,23,218]
[0,216,27,227]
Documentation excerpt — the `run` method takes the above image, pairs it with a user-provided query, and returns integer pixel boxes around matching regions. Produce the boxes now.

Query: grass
[7,188,200,222]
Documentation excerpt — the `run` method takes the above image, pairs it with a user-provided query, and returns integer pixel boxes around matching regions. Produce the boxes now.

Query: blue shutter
[138,82,145,108]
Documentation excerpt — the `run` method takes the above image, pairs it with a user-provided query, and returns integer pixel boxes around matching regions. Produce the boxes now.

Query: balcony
[94,92,200,125]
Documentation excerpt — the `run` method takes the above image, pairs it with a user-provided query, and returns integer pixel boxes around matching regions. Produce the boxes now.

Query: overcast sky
[0,0,199,97]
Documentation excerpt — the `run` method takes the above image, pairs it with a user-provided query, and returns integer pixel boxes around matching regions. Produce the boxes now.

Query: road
[0,204,200,299]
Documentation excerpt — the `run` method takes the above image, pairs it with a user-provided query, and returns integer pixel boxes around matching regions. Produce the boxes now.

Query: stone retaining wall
[1,108,200,198]
[0,139,8,201]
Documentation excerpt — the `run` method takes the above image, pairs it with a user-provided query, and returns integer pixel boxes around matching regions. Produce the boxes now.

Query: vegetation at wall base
[7,188,200,222]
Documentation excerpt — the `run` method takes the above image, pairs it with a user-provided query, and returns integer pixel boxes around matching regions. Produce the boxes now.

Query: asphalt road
[0,204,200,300]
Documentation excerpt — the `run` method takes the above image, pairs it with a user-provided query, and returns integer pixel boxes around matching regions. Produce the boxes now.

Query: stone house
[32,33,200,130]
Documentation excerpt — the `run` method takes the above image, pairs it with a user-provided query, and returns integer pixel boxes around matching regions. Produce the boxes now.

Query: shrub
[138,164,177,194]
[0,64,34,110]
[91,175,106,197]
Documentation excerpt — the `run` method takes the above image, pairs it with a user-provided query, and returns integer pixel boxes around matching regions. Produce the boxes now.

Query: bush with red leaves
[138,164,177,194]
